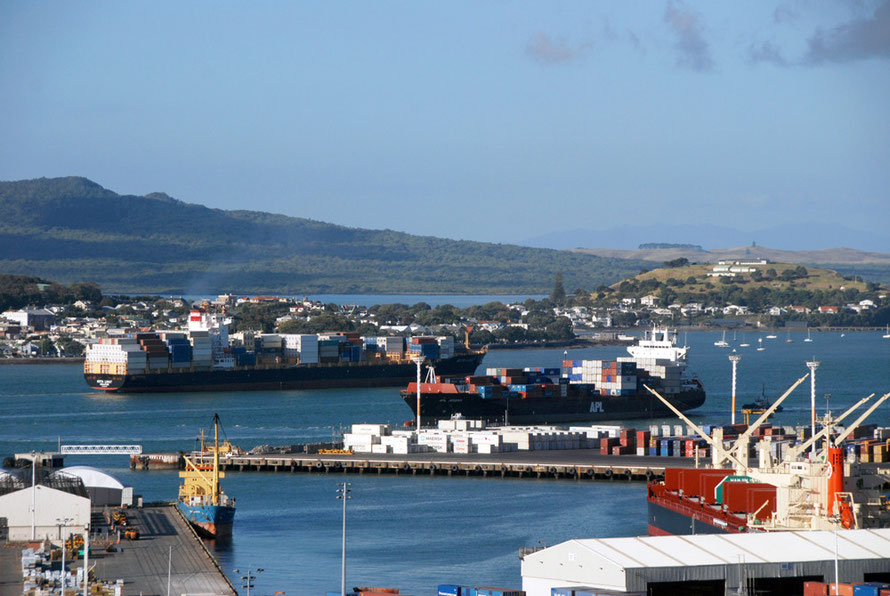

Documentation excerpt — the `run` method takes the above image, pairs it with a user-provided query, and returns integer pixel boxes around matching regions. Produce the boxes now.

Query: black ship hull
[401,386,706,425]
[85,353,484,393]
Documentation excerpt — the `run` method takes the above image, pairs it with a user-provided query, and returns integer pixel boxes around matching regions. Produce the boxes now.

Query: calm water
[1,331,888,593]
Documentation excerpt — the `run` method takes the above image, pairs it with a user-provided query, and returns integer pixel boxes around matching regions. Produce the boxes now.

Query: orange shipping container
[803,582,828,596]
[827,584,853,596]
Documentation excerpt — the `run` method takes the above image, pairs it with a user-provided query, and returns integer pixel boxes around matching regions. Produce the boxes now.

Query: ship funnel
[827,447,844,514]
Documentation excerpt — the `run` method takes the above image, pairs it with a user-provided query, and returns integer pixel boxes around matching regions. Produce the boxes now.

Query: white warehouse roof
[569,530,890,567]
[522,529,890,596]
[50,466,124,490]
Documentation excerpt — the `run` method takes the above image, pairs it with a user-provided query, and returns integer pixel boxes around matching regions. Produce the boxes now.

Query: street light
[30,451,37,540]
[233,566,263,596]
[806,359,820,456]
[728,351,742,425]
[336,482,351,596]
[824,393,832,417]
[412,355,425,430]
[56,517,73,594]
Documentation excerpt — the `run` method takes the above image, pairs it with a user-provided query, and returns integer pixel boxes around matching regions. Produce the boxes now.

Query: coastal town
[1,259,888,360]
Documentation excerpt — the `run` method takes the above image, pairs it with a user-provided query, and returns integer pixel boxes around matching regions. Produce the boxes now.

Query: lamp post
[336,482,351,596]
[729,352,742,425]
[824,393,832,417]
[233,566,263,596]
[806,359,820,457]
[30,451,37,540]
[412,355,425,431]
[56,517,73,594]
[82,524,90,596]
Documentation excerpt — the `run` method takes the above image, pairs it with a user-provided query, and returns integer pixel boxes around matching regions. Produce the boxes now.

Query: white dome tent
[49,466,132,507]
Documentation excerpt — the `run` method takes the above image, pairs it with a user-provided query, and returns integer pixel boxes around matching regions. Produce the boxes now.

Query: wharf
[90,504,235,596]
[133,450,699,481]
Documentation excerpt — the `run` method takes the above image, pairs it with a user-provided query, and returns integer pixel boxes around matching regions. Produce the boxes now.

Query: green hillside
[0,177,648,294]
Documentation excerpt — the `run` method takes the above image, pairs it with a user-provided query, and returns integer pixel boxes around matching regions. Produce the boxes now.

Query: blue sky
[1,2,888,249]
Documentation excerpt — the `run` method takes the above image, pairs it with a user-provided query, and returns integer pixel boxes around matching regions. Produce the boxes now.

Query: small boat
[741,385,783,421]
[765,333,777,339]
[756,337,766,351]
[739,333,749,347]
[714,330,730,348]
[883,325,890,339]
[804,328,813,343]
[178,413,236,538]
[785,331,793,344]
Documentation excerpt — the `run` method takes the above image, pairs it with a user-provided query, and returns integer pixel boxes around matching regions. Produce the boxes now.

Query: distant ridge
[572,245,890,266]
[0,176,648,295]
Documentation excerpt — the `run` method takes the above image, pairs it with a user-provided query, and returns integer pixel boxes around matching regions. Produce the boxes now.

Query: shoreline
[0,357,84,365]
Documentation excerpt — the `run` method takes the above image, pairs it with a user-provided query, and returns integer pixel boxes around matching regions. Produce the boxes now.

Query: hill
[597,261,888,324]
[0,177,648,295]
[573,245,890,286]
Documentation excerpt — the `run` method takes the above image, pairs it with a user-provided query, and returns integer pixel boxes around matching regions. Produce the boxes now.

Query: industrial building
[0,463,132,541]
[521,529,890,596]
[0,468,90,541]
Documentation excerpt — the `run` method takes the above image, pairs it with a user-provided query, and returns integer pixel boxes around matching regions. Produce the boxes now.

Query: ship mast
[212,413,220,505]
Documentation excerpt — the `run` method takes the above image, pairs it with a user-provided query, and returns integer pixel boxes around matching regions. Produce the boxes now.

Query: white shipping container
[351,424,391,436]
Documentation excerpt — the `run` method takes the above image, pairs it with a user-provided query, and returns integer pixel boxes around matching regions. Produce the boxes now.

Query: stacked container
[84,337,148,374]
[137,333,170,370]
[409,337,440,360]
[189,330,213,369]
[162,332,192,369]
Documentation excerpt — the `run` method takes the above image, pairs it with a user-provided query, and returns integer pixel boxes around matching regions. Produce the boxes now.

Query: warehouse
[0,468,90,541]
[521,529,890,596]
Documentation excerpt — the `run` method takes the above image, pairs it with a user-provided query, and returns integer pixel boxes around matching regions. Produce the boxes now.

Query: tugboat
[178,413,236,538]
[740,385,783,424]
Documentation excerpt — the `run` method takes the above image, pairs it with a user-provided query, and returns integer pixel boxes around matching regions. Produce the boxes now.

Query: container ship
[178,414,235,538]
[401,327,706,425]
[84,310,484,392]
[646,378,890,535]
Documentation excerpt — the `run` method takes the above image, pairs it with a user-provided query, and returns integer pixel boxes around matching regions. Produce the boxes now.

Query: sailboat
[804,328,813,343]
[714,330,730,348]
[765,332,777,339]
[756,337,766,351]
[883,324,890,339]
[785,330,793,343]
[178,413,236,538]
[739,332,750,347]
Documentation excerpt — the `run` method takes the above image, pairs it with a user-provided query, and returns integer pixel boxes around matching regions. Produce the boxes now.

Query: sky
[1,1,889,249]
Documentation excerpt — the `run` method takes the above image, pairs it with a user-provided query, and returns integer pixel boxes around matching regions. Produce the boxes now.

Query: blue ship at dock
[178,414,236,538]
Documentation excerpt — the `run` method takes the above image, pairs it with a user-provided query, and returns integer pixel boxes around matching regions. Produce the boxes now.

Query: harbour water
[1,330,888,593]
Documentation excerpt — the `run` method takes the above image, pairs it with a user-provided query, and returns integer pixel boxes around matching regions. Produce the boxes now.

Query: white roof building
[521,529,890,596]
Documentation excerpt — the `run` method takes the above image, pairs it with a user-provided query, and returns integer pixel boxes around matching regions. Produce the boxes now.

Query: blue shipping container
[438,586,464,596]
[854,583,890,596]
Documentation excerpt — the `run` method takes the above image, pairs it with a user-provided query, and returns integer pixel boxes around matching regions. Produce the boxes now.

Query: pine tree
[551,272,566,303]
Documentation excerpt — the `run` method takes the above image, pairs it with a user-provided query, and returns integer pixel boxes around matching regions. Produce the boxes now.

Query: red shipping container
[664,468,683,491]
[600,437,618,454]
[827,584,853,596]
[724,482,776,515]
[699,470,733,502]
[803,582,828,596]
[637,430,651,445]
